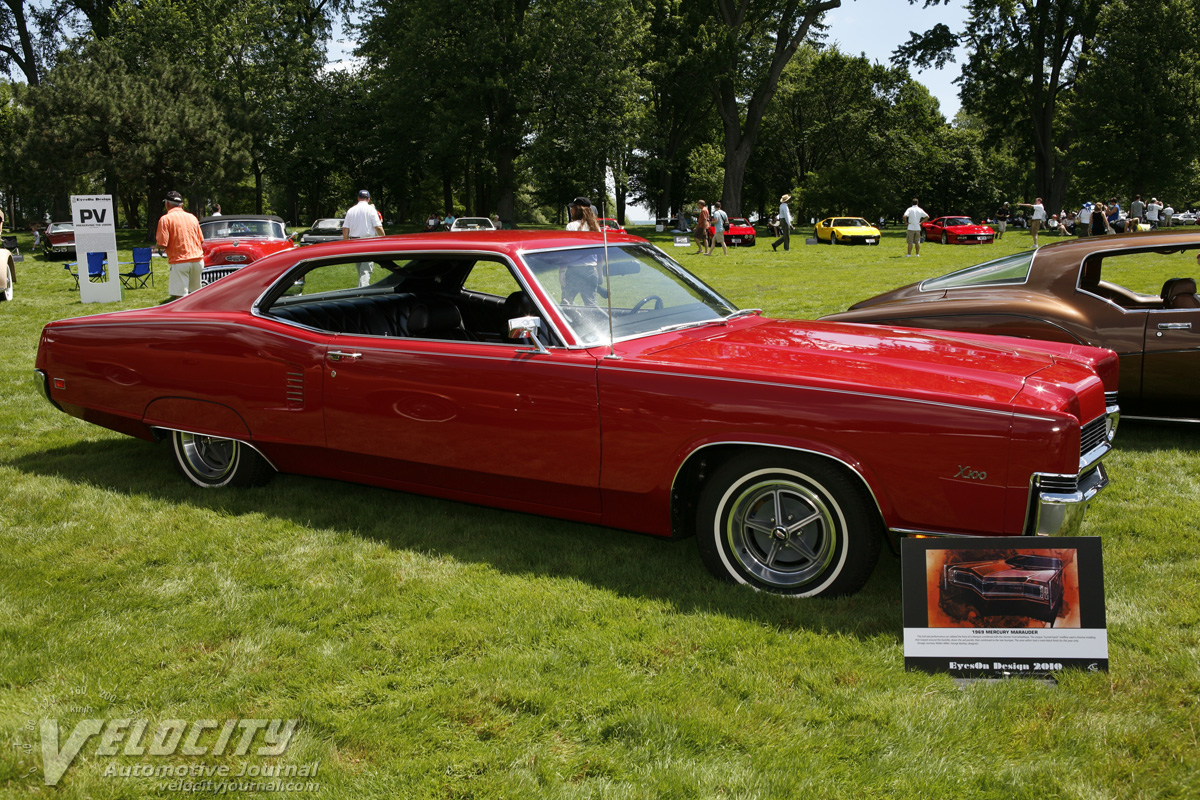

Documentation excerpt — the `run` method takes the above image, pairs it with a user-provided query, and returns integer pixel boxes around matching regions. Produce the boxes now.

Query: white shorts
[168,260,203,296]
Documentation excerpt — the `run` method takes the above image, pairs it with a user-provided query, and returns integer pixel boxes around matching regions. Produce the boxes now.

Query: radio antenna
[601,195,617,359]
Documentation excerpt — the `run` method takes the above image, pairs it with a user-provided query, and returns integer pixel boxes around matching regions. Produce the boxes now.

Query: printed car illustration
[36,230,1118,598]
[814,217,881,245]
[942,553,1066,624]
[921,216,997,244]
[824,231,1200,420]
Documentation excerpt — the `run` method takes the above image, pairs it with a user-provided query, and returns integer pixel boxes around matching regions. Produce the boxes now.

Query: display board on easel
[72,195,121,303]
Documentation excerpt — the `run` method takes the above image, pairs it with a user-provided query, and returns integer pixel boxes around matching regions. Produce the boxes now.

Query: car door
[311,256,604,512]
[1141,306,1200,418]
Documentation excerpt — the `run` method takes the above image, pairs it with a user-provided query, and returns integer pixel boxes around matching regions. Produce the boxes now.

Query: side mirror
[508,315,549,354]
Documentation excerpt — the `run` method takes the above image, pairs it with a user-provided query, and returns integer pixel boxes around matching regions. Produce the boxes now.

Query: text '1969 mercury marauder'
[34,230,1120,597]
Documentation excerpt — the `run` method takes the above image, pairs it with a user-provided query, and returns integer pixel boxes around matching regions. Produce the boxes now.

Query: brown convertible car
[825,231,1200,421]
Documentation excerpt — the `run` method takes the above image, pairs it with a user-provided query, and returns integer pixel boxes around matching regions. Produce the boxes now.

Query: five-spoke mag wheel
[696,452,881,597]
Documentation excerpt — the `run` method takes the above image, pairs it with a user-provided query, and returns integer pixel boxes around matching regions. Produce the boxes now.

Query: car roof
[200,215,286,224]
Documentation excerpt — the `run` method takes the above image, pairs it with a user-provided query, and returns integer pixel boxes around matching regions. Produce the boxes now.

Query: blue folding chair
[120,247,153,288]
[65,252,107,288]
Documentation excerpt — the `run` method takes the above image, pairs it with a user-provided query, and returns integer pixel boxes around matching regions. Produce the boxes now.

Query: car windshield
[522,243,738,346]
[730,218,749,226]
[48,223,73,234]
[834,218,870,227]
[452,218,493,229]
[600,219,622,229]
[920,250,1036,291]
[945,217,974,226]
[311,219,342,230]
[201,219,286,240]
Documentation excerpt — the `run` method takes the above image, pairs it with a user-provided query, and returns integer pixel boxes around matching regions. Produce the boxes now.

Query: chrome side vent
[285,369,304,409]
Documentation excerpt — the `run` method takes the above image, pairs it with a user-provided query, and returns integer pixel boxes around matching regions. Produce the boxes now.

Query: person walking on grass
[771,194,792,251]
[156,190,204,302]
[692,200,710,255]
[709,201,729,256]
[904,198,928,256]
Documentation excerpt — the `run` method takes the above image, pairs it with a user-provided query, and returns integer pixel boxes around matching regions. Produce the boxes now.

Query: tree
[1070,0,1200,204]
[707,0,841,215]
[894,0,1103,214]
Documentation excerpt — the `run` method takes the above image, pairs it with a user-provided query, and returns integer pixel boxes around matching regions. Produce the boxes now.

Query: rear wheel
[696,452,882,597]
[171,430,274,488]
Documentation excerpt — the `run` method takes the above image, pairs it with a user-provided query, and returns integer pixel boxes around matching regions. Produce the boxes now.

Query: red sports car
[599,218,626,234]
[200,215,294,284]
[922,216,996,244]
[42,222,76,258]
[726,217,757,247]
[35,230,1118,598]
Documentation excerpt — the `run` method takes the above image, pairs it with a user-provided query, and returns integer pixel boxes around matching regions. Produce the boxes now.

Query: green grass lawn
[2,227,1198,799]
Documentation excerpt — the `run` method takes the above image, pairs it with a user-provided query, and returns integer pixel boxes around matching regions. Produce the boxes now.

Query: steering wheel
[631,295,664,312]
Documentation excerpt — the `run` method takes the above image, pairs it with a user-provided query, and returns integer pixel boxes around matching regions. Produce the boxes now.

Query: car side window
[262,256,559,345]
[1085,250,1200,310]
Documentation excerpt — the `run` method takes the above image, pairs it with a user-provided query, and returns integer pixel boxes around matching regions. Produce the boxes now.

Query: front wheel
[696,452,881,597]
[171,430,274,488]
[940,232,949,245]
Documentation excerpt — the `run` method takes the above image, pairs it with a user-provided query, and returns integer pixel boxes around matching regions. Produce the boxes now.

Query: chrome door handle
[1157,322,1192,330]
[327,351,363,362]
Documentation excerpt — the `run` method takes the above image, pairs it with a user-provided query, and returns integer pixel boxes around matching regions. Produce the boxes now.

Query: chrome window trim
[249,248,574,349]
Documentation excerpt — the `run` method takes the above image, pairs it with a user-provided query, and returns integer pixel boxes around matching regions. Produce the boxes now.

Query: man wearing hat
[772,194,792,251]
[342,189,385,287]
[156,190,204,302]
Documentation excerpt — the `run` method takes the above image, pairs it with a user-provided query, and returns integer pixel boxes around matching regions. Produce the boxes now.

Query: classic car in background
[726,217,757,247]
[599,218,627,234]
[449,217,496,231]
[921,216,996,244]
[299,218,345,245]
[43,222,76,258]
[824,231,1200,420]
[36,230,1118,598]
[942,553,1066,624]
[199,214,294,285]
[814,217,881,245]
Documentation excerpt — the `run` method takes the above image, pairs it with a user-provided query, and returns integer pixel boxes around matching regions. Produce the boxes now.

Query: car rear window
[920,251,1035,291]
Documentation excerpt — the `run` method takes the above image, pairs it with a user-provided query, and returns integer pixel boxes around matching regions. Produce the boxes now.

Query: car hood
[833,225,880,235]
[944,224,993,233]
[626,318,1103,412]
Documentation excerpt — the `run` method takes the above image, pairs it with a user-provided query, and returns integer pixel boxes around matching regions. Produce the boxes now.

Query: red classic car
[599,218,627,234]
[942,553,1066,624]
[43,222,76,258]
[34,230,1119,598]
[726,217,757,246]
[922,216,996,244]
[200,214,294,284]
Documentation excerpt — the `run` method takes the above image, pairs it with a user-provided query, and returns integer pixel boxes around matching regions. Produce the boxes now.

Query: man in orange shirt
[156,190,204,301]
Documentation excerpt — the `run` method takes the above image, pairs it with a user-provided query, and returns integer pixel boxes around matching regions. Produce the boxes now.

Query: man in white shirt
[1016,197,1046,246]
[771,194,792,251]
[904,198,928,256]
[1163,203,1175,228]
[342,190,385,287]
[1078,204,1092,237]
[1146,198,1163,229]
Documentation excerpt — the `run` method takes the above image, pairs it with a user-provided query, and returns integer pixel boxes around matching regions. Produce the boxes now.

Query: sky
[822,0,969,119]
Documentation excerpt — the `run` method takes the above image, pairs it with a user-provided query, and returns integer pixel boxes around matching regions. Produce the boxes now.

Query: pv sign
[71,195,121,303]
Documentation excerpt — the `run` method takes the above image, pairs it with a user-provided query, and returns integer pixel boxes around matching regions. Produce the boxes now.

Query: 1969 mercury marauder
[34,230,1120,597]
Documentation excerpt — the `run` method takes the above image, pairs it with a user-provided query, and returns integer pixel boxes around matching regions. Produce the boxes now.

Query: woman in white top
[562,197,603,305]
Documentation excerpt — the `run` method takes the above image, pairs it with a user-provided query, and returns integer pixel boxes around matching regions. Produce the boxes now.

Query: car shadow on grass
[7,437,903,637]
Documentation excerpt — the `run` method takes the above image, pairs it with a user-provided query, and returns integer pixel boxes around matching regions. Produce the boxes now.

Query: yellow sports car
[814,217,881,245]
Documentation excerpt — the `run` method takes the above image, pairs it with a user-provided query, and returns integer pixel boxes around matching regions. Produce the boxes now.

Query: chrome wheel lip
[715,468,848,594]
[178,432,237,482]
